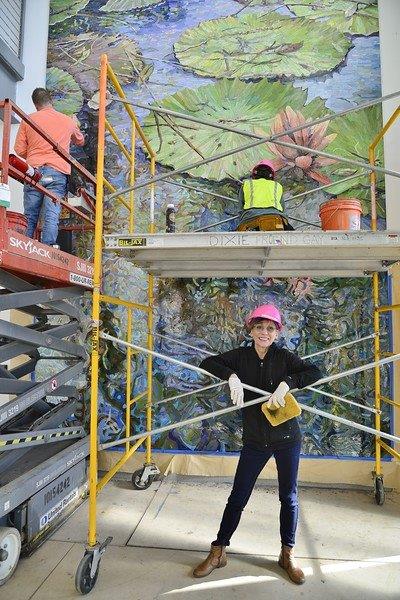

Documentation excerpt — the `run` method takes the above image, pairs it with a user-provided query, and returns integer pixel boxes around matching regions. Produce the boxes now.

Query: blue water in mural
[84,0,381,118]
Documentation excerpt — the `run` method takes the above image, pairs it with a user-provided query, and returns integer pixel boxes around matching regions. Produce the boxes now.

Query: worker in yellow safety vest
[237,160,293,231]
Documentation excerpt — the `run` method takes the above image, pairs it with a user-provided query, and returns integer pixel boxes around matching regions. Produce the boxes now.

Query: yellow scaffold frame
[369,105,400,499]
[87,54,157,550]
[78,53,400,592]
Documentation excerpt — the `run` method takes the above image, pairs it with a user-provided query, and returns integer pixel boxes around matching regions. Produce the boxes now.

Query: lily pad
[174,13,351,80]
[100,0,161,10]
[287,0,378,36]
[46,67,84,115]
[321,106,384,215]
[142,79,328,181]
[49,0,89,25]
[47,32,152,98]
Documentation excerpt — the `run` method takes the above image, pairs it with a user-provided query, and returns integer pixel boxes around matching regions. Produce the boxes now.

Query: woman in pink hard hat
[237,160,293,231]
[193,304,321,584]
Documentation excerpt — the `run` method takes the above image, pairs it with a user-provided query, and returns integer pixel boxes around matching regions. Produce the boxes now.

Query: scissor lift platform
[104,230,400,278]
[0,225,93,289]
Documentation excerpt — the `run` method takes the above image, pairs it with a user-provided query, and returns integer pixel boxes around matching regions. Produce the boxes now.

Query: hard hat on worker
[252,159,276,177]
[245,304,283,330]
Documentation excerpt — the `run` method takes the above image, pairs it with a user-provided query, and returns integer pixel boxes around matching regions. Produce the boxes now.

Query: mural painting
[47,0,391,457]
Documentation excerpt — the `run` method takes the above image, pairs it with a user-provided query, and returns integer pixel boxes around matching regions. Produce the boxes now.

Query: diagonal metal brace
[0,319,86,358]
[0,361,86,427]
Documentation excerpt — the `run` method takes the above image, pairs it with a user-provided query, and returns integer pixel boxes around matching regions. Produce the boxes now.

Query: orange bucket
[6,211,28,235]
[319,197,362,231]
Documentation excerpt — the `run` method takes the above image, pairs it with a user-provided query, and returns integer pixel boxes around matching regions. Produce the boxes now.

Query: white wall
[378,0,400,230]
[0,0,50,407]
[8,0,50,213]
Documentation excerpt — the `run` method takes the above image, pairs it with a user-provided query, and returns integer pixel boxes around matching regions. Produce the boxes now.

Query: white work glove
[228,374,244,408]
[266,381,289,410]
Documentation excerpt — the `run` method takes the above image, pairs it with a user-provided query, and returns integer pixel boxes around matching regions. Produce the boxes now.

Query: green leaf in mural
[321,106,384,215]
[47,33,152,99]
[287,0,378,36]
[142,79,328,181]
[100,0,162,10]
[49,0,89,25]
[174,13,351,80]
[46,67,84,115]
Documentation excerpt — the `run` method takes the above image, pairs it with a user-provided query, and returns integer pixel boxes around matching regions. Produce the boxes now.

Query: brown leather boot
[193,544,227,578]
[278,545,305,585]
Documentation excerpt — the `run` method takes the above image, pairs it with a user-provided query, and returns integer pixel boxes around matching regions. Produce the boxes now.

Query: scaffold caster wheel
[132,468,154,490]
[75,552,100,595]
[0,527,21,586]
[374,477,385,506]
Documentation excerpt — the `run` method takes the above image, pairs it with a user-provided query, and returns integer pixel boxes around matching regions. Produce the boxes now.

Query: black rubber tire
[75,552,100,595]
[131,468,154,490]
[374,477,385,506]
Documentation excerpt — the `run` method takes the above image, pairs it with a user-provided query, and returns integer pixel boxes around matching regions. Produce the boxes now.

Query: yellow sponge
[261,392,301,426]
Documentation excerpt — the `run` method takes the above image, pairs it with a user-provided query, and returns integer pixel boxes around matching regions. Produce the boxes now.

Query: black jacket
[200,343,321,449]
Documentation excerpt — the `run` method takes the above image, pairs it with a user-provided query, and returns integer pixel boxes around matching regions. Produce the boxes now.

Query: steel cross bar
[99,333,400,450]
[0,426,85,451]
[108,131,399,199]
[0,379,36,394]
[165,180,324,229]
[0,360,86,426]
[0,269,85,321]
[307,386,379,414]
[154,381,226,406]
[0,319,86,358]
[115,90,400,146]
[0,323,80,363]
[153,331,378,409]
[0,286,82,312]
[153,330,378,362]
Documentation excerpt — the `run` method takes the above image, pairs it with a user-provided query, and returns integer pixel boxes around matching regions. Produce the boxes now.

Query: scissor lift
[0,99,95,586]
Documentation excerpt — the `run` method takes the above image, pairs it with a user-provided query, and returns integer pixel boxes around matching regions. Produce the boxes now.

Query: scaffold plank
[103,231,400,278]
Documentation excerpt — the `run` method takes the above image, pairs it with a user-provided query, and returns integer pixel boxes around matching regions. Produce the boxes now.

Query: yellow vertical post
[88,53,108,548]
[146,156,156,463]
[129,121,136,234]
[126,308,132,454]
[369,146,381,477]
[373,271,382,475]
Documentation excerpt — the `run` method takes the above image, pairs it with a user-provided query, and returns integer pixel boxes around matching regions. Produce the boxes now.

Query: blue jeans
[214,442,301,548]
[23,166,67,245]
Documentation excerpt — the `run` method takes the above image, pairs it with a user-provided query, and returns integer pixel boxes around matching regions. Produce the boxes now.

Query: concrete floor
[4,474,400,599]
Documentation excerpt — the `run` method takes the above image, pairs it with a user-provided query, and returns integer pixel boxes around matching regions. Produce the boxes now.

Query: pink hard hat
[252,159,275,177]
[245,304,283,330]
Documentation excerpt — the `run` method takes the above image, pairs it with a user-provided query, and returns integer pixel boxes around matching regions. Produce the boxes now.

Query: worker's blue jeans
[213,442,301,548]
[24,166,67,245]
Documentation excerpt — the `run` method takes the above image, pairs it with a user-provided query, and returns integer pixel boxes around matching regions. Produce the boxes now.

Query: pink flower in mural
[267,107,337,184]
[287,277,314,300]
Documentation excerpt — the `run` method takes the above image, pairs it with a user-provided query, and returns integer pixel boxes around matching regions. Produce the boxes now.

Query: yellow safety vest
[242,179,283,211]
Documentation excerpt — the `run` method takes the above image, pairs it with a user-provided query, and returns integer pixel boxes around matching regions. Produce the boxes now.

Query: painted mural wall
[47,0,391,457]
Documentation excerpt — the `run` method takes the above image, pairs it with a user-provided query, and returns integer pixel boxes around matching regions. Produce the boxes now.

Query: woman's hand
[228,374,244,408]
[266,381,289,409]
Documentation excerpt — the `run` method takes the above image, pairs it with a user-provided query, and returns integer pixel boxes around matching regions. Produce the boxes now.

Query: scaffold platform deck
[104,230,400,278]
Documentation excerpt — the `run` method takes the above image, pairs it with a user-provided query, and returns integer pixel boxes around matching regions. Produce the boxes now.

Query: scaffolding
[74,53,400,594]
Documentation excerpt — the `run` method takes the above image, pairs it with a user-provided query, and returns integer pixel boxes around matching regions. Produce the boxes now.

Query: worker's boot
[278,545,305,585]
[193,544,227,578]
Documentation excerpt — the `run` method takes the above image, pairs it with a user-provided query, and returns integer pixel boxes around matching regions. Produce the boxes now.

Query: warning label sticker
[69,272,93,287]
